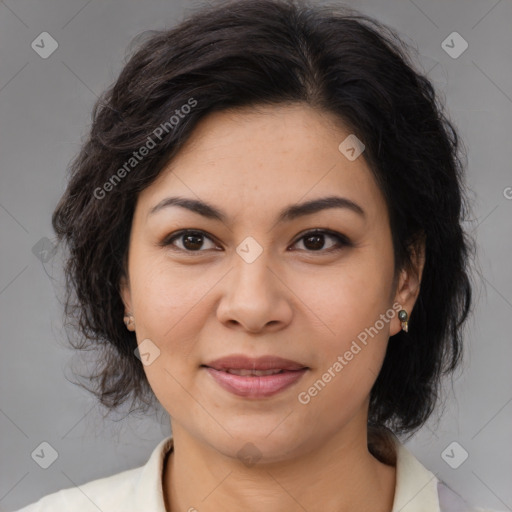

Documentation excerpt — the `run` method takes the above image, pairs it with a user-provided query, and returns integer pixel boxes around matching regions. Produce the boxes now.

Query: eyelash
[160,229,352,255]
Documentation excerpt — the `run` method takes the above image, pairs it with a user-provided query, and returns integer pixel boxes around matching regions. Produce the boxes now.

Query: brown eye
[161,228,351,255]
[291,229,351,253]
[163,230,218,252]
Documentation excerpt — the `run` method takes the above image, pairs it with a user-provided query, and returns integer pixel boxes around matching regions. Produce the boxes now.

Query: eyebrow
[148,195,366,223]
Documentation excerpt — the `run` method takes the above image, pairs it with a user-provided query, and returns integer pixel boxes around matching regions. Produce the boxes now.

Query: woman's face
[121,104,423,461]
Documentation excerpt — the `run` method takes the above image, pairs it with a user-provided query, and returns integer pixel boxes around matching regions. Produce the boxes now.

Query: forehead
[136,104,388,227]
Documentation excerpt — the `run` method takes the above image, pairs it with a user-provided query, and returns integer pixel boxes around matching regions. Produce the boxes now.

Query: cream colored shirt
[14,434,497,512]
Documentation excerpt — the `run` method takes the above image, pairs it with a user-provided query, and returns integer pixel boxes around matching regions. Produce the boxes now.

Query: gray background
[1,0,511,511]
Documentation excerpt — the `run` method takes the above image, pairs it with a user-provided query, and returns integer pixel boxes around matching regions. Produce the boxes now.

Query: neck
[163,424,396,512]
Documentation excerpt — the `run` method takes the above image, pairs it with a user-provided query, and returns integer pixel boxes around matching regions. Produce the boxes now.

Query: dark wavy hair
[52,0,477,437]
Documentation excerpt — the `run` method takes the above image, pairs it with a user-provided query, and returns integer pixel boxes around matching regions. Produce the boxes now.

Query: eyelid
[291,228,351,245]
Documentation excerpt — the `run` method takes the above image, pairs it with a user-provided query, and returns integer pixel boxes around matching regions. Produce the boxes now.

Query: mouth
[202,354,308,372]
[212,368,287,376]
[201,354,309,398]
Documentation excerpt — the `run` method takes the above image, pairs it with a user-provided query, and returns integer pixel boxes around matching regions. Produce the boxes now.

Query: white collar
[387,433,441,511]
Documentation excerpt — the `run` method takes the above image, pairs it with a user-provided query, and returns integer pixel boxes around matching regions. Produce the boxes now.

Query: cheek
[129,263,206,415]
[310,258,393,341]
[300,255,393,396]
[129,258,218,360]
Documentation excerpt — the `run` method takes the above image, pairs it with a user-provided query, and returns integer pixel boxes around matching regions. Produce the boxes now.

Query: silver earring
[398,309,408,332]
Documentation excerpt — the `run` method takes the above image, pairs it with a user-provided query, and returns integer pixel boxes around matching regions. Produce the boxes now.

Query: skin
[120,103,425,512]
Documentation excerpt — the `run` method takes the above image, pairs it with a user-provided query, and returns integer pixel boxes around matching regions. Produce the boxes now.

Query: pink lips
[202,354,308,398]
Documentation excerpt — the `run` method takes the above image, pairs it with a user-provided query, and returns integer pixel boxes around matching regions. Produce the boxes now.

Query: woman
[15,0,496,510]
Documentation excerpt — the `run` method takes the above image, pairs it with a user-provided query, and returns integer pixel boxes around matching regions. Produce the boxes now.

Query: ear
[390,233,426,336]
[119,273,133,314]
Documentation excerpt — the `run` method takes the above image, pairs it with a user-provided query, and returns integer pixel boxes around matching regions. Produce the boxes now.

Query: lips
[203,354,307,372]
[201,354,309,398]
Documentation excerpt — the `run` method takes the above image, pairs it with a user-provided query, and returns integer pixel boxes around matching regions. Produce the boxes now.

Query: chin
[204,423,307,464]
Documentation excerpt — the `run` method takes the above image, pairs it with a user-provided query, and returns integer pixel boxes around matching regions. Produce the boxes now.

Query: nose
[215,250,293,334]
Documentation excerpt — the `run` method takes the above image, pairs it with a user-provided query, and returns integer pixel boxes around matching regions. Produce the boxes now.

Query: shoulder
[13,436,174,512]
[373,428,503,512]
[13,465,144,512]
